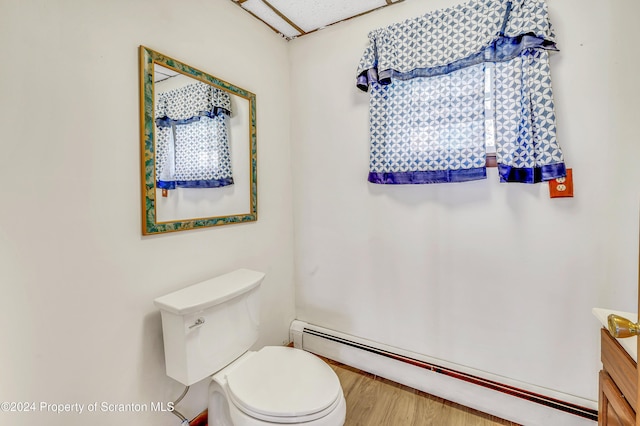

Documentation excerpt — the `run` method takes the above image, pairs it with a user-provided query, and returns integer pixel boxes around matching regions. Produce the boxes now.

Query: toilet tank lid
[153,269,265,315]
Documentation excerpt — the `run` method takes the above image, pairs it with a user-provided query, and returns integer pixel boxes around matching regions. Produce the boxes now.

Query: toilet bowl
[208,346,346,426]
[153,269,346,426]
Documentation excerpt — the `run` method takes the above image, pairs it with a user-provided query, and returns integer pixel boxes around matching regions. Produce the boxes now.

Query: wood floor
[325,359,521,426]
[196,356,522,426]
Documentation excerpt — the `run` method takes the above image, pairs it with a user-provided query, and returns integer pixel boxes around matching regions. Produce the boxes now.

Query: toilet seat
[225,346,342,423]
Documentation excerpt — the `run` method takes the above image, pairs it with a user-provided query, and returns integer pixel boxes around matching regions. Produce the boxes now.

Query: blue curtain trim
[157,180,176,190]
[155,107,230,128]
[498,163,566,183]
[368,168,487,184]
[357,35,558,92]
[498,1,513,36]
[156,178,234,189]
[357,69,379,92]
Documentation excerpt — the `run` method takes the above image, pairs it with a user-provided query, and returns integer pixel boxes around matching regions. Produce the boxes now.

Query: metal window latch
[189,317,205,329]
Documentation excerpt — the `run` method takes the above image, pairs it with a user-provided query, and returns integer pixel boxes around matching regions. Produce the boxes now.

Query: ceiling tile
[268,0,388,33]
[241,0,302,39]
[232,0,406,40]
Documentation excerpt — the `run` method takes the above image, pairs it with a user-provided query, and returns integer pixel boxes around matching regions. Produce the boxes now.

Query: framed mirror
[139,46,257,235]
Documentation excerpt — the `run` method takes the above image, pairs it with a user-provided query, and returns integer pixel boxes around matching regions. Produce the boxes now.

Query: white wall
[0,1,293,425]
[289,0,640,405]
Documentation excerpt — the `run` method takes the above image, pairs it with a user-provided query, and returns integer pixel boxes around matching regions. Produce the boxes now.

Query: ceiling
[229,0,406,40]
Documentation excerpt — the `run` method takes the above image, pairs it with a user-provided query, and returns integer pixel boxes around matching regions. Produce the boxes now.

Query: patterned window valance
[357,0,557,88]
[356,0,566,184]
[155,82,234,190]
[155,81,232,126]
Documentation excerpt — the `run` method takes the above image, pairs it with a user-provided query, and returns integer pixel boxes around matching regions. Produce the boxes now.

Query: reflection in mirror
[139,46,257,235]
[153,65,250,222]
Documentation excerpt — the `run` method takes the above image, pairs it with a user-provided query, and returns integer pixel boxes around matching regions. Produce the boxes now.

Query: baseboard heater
[290,321,598,426]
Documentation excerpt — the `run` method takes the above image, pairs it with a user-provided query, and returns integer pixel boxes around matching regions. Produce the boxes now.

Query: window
[357,0,566,184]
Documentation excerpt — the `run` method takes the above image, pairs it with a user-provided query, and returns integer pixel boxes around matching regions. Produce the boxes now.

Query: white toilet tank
[153,269,265,386]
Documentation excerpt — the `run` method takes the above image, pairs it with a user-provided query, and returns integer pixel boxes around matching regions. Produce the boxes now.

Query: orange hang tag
[162,188,168,198]
[549,168,573,198]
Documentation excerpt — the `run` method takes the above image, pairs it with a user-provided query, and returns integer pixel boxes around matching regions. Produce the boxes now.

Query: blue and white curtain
[155,81,234,190]
[357,0,566,184]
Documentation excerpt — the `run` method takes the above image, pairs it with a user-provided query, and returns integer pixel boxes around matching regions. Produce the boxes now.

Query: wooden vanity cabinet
[599,328,637,425]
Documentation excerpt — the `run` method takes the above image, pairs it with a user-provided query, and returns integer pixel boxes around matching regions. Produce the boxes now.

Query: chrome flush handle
[189,317,205,329]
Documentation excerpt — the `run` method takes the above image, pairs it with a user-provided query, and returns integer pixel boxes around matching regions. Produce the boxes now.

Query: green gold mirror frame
[139,46,257,235]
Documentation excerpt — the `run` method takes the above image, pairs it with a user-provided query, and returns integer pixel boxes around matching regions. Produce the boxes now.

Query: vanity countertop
[593,307,637,362]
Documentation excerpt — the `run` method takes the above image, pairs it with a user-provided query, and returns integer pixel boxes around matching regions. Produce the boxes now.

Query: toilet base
[209,383,345,425]
[207,350,346,426]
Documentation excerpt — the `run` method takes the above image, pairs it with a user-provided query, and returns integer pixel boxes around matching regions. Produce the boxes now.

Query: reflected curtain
[356,0,566,184]
[155,81,234,190]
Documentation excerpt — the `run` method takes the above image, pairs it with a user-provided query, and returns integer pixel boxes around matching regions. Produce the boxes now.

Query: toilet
[154,269,346,426]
